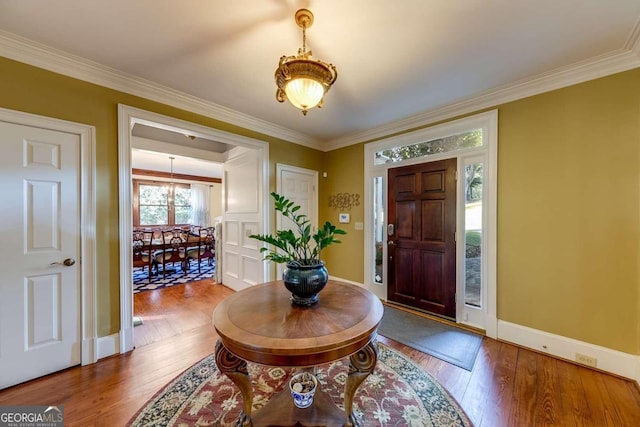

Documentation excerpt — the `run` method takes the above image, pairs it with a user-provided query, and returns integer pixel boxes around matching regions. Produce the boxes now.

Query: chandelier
[275,9,338,116]
[168,156,175,203]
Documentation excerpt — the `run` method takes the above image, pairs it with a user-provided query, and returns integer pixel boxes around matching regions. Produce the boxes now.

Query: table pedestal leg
[344,339,379,427]
[215,340,253,427]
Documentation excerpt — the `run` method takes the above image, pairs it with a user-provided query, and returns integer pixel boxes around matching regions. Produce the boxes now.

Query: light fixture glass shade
[285,78,325,111]
[275,9,337,115]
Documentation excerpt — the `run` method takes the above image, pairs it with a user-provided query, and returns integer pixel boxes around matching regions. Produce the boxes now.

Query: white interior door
[221,146,264,291]
[276,164,318,230]
[0,122,81,389]
[276,164,318,276]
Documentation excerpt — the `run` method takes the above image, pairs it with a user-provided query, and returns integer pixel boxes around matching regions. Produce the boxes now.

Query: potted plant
[249,192,346,306]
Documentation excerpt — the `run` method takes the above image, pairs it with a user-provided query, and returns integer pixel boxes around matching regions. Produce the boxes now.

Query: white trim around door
[117,104,269,354]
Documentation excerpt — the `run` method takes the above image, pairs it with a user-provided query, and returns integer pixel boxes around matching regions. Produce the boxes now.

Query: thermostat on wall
[339,213,350,223]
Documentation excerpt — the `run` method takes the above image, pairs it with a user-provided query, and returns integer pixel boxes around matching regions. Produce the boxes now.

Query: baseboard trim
[97,333,120,360]
[81,337,98,365]
[498,320,639,382]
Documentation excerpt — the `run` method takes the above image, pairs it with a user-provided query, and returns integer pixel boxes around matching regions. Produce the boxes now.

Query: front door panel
[387,159,457,318]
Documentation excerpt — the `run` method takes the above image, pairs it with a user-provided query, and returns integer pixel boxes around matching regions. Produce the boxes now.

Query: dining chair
[186,227,216,273]
[154,229,189,278]
[132,230,156,283]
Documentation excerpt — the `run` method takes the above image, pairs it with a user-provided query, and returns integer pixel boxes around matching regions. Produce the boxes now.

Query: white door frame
[117,104,269,353]
[0,107,98,365]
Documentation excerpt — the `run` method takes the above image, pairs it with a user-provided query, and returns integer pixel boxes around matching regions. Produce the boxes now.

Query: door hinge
[455,170,458,181]
[454,231,457,242]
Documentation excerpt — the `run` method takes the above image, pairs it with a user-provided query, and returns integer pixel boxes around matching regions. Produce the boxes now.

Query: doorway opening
[118,105,269,353]
[130,127,225,294]
[364,110,497,336]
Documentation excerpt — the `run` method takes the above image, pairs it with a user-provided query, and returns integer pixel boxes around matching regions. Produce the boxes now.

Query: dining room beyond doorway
[132,225,218,293]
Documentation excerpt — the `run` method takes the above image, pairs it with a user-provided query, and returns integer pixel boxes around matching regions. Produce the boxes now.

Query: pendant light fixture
[275,9,338,116]
[168,156,175,203]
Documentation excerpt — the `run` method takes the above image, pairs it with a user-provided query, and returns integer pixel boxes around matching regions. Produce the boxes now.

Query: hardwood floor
[1,280,639,426]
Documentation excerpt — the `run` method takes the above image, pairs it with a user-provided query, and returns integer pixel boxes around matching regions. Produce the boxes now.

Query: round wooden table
[213,279,383,427]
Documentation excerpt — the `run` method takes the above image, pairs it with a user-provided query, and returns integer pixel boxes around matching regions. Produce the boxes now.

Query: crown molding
[324,19,640,151]
[0,30,324,151]
[1,24,639,154]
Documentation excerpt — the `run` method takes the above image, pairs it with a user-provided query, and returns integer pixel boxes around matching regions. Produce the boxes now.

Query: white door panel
[277,165,317,231]
[276,165,318,278]
[0,122,81,389]
[221,147,264,291]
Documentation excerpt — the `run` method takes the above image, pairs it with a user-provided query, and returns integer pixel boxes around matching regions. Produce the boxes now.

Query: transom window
[374,129,483,165]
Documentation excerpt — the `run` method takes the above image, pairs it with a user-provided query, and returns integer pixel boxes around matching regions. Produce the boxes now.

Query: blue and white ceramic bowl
[289,372,318,409]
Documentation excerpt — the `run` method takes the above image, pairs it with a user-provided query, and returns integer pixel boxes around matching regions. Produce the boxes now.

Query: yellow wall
[1,55,638,355]
[320,143,365,280]
[496,69,640,353]
[322,69,640,354]
[0,56,323,337]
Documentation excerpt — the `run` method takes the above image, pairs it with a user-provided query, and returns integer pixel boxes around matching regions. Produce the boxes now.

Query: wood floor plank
[580,367,620,426]
[479,341,518,427]
[555,357,590,427]
[533,353,563,426]
[1,280,639,427]
[600,372,640,426]
[510,347,539,426]
[459,337,501,425]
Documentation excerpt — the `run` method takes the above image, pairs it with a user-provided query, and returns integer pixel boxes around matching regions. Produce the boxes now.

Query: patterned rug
[133,261,215,294]
[128,343,472,426]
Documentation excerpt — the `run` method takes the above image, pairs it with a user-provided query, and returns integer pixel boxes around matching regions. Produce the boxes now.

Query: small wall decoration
[339,213,350,223]
[329,192,360,210]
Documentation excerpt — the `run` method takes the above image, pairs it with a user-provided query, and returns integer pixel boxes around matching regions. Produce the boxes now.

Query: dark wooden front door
[387,159,457,318]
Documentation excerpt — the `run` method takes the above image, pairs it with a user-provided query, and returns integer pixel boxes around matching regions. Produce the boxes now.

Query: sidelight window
[373,176,385,284]
[464,162,483,307]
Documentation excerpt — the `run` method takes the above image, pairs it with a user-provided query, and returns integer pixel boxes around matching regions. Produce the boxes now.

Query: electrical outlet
[575,353,597,368]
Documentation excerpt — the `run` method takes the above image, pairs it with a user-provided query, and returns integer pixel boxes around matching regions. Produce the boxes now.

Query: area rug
[133,261,215,294]
[128,343,472,426]
[378,305,482,371]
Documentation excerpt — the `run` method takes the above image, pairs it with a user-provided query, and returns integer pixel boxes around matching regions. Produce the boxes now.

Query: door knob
[50,258,76,267]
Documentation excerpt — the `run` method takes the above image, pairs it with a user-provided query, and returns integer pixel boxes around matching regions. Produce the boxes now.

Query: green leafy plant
[249,192,346,266]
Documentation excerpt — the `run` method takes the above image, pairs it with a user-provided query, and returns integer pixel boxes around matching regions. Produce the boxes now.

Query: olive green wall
[322,68,640,355]
[320,143,365,280]
[0,56,323,337]
[496,69,639,354]
[2,55,638,355]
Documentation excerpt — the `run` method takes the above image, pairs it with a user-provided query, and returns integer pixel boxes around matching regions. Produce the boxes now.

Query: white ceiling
[132,149,223,179]
[1,0,639,152]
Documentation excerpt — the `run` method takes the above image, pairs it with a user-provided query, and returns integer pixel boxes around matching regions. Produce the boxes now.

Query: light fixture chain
[302,24,307,54]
